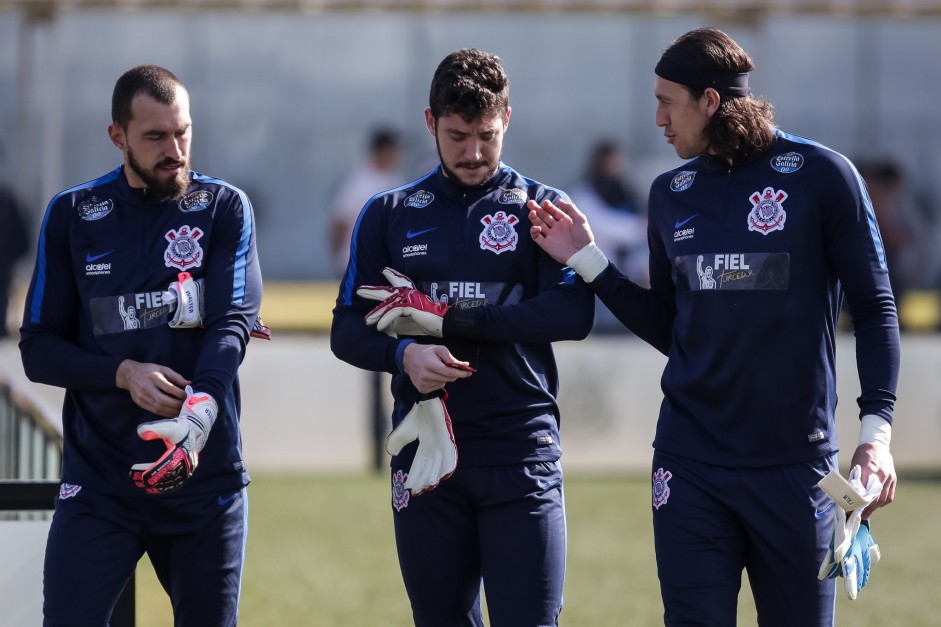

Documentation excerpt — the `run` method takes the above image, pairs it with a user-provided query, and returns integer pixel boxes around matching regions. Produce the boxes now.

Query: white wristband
[858,414,891,447]
[565,242,609,283]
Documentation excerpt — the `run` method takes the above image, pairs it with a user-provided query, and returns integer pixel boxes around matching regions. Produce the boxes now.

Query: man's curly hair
[429,48,510,123]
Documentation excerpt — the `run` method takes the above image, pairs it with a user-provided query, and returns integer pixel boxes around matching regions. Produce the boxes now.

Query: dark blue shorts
[43,484,247,627]
[391,460,565,627]
[651,451,837,627]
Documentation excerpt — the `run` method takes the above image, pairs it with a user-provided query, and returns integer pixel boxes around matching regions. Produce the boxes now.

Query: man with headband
[528,27,898,626]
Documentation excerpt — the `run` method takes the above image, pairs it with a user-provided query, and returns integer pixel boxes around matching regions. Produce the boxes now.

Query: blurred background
[1,0,940,284]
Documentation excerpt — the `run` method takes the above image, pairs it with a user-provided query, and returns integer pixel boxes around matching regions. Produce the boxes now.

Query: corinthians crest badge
[652,467,672,510]
[392,469,410,511]
[747,187,788,235]
[164,225,204,270]
[479,211,519,254]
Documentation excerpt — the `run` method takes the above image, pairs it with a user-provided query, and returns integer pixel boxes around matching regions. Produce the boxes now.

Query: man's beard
[436,137,498,188]
[127,147,189,199]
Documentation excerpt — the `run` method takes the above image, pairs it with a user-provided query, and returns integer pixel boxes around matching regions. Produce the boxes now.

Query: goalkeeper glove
[842,520,881,600]
[385,392,457,495]
[130,386,218,494]
[817,466,883,599]
[358,267,448,337]
[164,272,204,329]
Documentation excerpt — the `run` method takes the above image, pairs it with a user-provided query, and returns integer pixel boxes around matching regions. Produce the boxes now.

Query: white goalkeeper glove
[817,466,883,599]
[130,386,218,494]
[357,267,448,337]
[385,392,458,496]
[163,271,204,329]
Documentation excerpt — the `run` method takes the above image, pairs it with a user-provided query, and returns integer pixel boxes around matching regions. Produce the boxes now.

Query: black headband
[655,56,751,98]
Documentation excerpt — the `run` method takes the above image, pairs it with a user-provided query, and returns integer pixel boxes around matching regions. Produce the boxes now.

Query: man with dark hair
[332,48,594,626]
[530,27,899,626]
[20,64,263,626]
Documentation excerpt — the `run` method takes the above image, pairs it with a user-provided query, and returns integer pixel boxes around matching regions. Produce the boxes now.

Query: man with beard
[331,48,594,626]
[19,64,263,626]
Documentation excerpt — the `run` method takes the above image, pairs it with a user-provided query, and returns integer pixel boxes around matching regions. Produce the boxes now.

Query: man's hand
[402,343,473,395]
[527,198,596,265]
[850,442,896,519]
[130,386,218,494]
[116,359,189,417]
[386,393,458,496]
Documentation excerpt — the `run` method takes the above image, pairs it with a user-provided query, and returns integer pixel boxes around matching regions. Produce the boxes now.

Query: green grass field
[135,473,941,626]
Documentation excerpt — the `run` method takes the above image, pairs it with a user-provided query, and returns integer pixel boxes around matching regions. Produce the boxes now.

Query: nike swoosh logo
[673,214,700,229]
[217,492,239,507]
[85,250,114,263]
[815,501,835,519]
[406,227,437,239]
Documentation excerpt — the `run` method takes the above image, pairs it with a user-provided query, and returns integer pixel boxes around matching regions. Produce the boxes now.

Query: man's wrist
[565,242,608,283]
[115,359,135,390]
[858,414,891,447]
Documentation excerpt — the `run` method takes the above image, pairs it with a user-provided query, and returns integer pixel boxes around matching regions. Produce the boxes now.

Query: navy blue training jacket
[20,166,262,497]
[590,129,900,467]
[331,163,595,468]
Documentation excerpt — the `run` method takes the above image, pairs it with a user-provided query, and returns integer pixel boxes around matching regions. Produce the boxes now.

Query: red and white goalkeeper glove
[130,386,218,494]
[357,268,448,337]
[385,392,458,495]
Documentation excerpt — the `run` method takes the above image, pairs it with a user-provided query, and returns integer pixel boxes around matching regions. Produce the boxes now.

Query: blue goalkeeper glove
[841,520,881,600]
[130,386,218,494]
[817,467,883,599]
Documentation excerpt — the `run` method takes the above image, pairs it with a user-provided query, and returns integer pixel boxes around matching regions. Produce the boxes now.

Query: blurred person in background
[329,127,404,469]
[329,127,403,276]
[529,27,898,626]
[570,138,648,332]
[19,65,263,626]
[331,48,594,626]
[0,142,31,338]
[856,158,929,310]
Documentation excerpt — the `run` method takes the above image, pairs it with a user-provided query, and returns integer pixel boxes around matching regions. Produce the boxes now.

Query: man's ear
[424,108,436,137]
[107,123,126,151]
[701,88,722,117]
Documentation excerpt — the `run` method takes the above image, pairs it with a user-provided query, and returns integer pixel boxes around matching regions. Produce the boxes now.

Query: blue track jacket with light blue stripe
[19,166,261,496]
[331,164,595,468]
[590,129,900,467]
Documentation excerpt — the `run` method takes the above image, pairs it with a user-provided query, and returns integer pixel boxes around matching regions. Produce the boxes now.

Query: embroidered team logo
[652,467,672,510]
[670,171,696,192]
[59,483,82,499]
[405,190,434,208]
[747,187,788,235]
[392,469,410,511]
[178,190,214,212]
[479,211,519,254]
[498,189,528,206]
[77,196,114,221]
[164,225,204,270]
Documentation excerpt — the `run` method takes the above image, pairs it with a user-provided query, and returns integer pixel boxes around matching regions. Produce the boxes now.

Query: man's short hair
[112,65,185,129]
[428,48,509,122]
